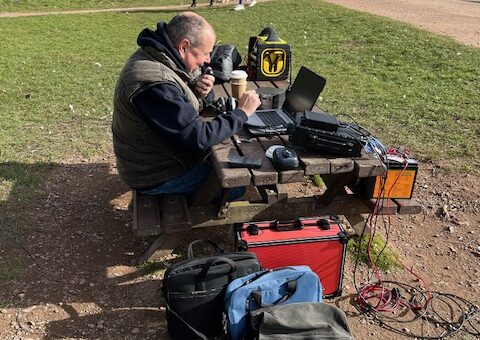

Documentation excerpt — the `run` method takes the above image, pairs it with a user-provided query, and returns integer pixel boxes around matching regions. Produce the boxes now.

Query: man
[112,12,260,198]
[234,0,257,11]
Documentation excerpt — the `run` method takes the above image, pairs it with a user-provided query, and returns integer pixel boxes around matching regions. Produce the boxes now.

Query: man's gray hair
[167,12,209,47]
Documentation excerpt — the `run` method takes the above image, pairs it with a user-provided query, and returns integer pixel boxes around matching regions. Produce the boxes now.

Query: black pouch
[210,44,242,83]
[163,239,261,339]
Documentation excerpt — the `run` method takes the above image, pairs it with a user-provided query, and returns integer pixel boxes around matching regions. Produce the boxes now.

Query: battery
[358,157,419,199]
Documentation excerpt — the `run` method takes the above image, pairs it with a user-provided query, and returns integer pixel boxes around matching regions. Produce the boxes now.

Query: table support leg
[135,232,185,264]
[344,214,369,236]
[319,172,355,206]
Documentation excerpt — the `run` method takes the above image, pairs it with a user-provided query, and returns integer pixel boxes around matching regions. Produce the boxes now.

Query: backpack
[210,44,242,83]
[224,266,322,340]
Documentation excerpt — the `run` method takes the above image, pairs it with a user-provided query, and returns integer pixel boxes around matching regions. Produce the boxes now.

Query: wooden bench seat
[132,191,191,238]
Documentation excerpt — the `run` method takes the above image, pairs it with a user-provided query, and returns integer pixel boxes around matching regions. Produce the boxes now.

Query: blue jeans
[138,163,246,202]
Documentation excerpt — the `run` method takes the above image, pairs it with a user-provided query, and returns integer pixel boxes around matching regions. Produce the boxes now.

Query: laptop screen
[283,66,327,114]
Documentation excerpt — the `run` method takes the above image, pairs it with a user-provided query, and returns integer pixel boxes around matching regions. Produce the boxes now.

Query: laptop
[246,66,327,136]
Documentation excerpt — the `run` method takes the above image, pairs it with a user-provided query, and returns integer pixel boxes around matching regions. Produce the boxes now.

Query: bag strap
[196,256,237,290]
[187,239,224,259]
[165,302,208,340]
[250,280,297,308]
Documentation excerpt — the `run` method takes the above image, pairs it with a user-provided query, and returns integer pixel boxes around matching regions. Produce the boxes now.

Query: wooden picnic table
[133,79,422,262]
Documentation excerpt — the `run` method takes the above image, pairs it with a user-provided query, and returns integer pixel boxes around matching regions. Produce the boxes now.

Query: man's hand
[195,74,215,98]
[237,90,261,117]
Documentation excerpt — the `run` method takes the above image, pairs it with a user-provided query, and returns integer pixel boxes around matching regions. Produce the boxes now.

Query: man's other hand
[195,74,215,98]
[238,90,261,116]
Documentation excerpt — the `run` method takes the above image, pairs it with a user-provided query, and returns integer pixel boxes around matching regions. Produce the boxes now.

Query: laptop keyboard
[257,111,287,127]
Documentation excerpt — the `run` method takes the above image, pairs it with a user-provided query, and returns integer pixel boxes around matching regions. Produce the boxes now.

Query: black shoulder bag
[162,239,261,339]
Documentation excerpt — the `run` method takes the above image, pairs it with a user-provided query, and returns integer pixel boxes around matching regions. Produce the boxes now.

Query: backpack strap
[250,280,297,308]
[166,302,208,340]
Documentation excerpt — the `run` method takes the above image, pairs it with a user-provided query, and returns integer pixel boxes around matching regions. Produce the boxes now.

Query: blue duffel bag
[224,266,322,340]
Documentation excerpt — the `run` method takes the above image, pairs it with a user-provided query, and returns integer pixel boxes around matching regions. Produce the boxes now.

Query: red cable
[356,148,430,314]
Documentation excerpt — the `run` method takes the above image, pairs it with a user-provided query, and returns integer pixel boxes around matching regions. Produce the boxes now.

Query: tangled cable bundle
[351,146,479,339]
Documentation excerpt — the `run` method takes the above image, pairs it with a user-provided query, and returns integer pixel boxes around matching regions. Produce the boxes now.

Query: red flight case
[235,216,348,297]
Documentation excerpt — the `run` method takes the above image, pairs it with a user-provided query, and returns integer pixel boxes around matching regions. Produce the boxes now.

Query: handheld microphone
[203,66,214,76]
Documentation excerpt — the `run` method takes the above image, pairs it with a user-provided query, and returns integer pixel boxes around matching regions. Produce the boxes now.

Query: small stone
[79,279,86,285]
[89,283,95,287]
[87,323,95,329]
[448,226,454,233]
[1,309,7,314]
[132,327,140,334]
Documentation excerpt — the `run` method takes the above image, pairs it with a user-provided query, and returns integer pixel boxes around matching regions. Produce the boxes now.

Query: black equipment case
[289,111,363,157]
[162,240,261,339]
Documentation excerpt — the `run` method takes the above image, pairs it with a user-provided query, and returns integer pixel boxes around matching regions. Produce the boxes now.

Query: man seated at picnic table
[112,12,261,201]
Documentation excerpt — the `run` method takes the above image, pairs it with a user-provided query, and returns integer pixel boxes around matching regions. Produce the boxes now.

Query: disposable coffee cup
[230,70,248,100]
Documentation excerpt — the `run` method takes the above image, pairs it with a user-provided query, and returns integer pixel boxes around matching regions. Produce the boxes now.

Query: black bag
[162,239,261,339]
[210,44,242,83]
[250,302,353,340]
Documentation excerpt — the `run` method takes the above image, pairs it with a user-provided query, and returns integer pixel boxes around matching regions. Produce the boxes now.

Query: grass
[138,260,169,274]
[1,0,479,283]
[0,0,195,12]
[0,0,478,166]
[348,233,400,271]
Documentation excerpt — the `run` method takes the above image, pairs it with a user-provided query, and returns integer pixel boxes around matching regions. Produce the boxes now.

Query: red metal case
[235,216,348,297]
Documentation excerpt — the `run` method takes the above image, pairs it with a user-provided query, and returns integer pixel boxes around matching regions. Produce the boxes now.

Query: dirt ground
[324,0,480,48]
[1,1,479,339]
[0,156,479,339]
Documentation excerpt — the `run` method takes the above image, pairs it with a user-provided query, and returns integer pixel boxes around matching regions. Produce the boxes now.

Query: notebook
[246,66,327,136]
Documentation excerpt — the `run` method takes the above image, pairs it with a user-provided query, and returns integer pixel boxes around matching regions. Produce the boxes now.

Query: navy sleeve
[132,84,248,151]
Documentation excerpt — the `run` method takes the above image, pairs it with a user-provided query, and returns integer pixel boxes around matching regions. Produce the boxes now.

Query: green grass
[138,260,169,274]
[0,0,195,12]
[348,233,400,271]
[1,0,478,166]
[311,175,324,188]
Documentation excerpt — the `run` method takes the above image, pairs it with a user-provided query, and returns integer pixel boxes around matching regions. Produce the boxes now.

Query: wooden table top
[210,80,385,189]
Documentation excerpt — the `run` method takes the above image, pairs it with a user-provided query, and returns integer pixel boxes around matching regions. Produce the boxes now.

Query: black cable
[336,113,359,125]
[367,289,479,339]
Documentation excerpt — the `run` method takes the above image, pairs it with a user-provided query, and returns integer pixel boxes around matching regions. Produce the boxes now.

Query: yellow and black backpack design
[247,27,291,81]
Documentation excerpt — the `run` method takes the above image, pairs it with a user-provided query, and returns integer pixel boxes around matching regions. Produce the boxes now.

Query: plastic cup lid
[230,70,248,80]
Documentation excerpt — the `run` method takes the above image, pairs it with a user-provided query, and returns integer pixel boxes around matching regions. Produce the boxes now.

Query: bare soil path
[324,0,480,47]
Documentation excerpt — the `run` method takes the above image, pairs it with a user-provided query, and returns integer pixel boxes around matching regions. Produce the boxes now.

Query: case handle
[187,239,224,260]
[195,256,237,290]
[275,219,303,231]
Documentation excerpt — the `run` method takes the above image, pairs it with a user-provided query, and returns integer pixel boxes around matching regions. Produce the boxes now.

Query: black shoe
[190,3,197,8]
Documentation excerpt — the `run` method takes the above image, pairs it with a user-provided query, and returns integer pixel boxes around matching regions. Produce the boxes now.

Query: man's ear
[178,39,189,57]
